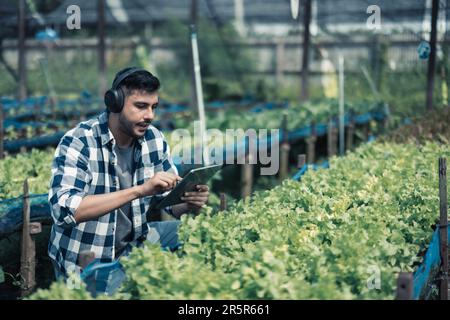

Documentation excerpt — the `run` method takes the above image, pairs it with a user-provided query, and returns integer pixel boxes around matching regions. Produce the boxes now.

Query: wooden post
[18,0,27,100]
[381,108,389,134]
[20,179,40,297]
[219,193,227,211]
[297,154,306,169]
[439,158,448,300]
[426,0,439,111]
[300,0,311,102]
[306,122,316,164]
[279,113,290,182]
[346,110,355,152]
[241,153,253,200]
[0,103,4,159]
[327,118,337,157]
[97,0,107,103]
[362,121,370,142]
[396,272,413,300]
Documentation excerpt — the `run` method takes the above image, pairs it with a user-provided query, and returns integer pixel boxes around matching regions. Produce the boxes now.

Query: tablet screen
[153,164,223,210]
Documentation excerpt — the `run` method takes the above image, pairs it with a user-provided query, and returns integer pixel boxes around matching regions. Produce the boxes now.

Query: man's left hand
[181,185,209,210]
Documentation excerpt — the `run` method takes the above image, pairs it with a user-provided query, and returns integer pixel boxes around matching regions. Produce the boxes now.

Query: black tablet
[153,164,223,209]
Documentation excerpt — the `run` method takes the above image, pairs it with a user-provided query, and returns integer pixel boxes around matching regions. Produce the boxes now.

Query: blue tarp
[412,226,450,299]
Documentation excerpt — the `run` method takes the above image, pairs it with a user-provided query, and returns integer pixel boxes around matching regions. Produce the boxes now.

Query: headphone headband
[111,67,145,90]
[105,67,148,113]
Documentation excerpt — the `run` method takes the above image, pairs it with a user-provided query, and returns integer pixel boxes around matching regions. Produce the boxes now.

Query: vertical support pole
[241,153,253,200]
[190,0,198,112]
[279,113,290,182]
[338,54,345,156]
[233,0,246,36]
[191,25,209,165]
[363,121,370,142]
[0,103,4,159]
[439,157,448,300]
[20,179,36,297]
[97,0,107,104]
[306,122,316,164]
[297,154,306,169]
[396,272,413,300]
[18,0,27,100]
[346,110,355,152]
[275,40,285,85]
[300,0,311,102]
[219,193,227,212]
[327,118,337,158]
[426,0,439,111]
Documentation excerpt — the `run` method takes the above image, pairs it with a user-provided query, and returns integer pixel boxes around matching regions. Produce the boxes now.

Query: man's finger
[184,191,209,197]
[187,202,206,208]
[182,196,208,202]
[196,185,209,191]
[158,172,182,181]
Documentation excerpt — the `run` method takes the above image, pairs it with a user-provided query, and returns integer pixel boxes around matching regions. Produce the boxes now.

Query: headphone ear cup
[104,89,122,113]
[115,87,125,113]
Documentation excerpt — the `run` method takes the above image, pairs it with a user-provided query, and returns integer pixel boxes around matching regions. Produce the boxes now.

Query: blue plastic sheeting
[4,131,65,152]
[354,113,372,124]
[0,194,51,238]
[371,111,387,121]
[35,28,59,41]
[292,161,330,181]
[3,119,69,130]
[315,123,329,136]
[206,101,226,109]
[80,259,126,297]
[412,226,450,299]
[289,126,312,140]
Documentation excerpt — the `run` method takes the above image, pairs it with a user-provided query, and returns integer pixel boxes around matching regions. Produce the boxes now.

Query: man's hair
[113,67,160,97]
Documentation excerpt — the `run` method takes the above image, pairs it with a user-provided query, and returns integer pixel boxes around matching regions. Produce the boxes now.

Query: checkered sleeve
[48,135,92,229]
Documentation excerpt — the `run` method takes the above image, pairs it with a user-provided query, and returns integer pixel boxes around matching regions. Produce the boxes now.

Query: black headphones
[104,67,145,113]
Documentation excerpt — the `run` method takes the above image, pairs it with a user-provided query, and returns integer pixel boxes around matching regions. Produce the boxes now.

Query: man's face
[118,90,159,139]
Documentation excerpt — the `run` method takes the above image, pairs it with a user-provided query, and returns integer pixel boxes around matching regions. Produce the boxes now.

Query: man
[48,67,209,279]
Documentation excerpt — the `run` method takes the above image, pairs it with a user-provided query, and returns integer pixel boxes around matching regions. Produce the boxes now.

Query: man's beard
[119,114,151,139]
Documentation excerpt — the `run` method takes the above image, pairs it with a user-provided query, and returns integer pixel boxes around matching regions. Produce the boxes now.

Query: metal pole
[338,55,345,156]
[18,0,27,100]
[98,0,107,102]
[300,0,311,102]
[190,25,209,165]
[426,0,439,111]
[190,0,198,112]
[39,58,58,118]
[279,123,291,182]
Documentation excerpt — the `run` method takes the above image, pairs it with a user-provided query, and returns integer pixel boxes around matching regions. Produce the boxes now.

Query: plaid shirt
[48,111,178,276]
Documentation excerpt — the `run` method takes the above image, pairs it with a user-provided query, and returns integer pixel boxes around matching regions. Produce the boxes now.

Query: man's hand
[181,185,209,210]
[138,172,182,197]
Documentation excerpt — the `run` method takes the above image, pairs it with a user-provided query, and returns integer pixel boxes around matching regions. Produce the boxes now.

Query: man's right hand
[138,172,182,197]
